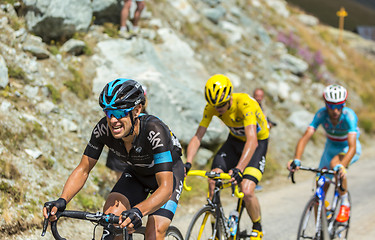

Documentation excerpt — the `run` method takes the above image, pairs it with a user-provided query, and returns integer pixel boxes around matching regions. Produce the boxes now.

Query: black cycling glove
[230,168,243,184]
[121,208,143,229]
[44,198,67,213]
[184,162,192,174]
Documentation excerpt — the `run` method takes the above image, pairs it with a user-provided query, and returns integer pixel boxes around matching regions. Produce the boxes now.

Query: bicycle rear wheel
[185,205,226,240]
[331,192,351,240]
[297,196,326,240]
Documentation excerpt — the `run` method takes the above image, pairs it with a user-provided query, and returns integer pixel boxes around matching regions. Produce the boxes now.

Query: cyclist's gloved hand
[333,164,347,177]
[121,207,143,230]
[44,198,67,215]
[184,162,192,174]
[230,168,243,184]
[288,159,301,171]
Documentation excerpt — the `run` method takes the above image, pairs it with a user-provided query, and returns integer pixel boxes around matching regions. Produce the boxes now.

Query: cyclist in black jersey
[43,78,184,240]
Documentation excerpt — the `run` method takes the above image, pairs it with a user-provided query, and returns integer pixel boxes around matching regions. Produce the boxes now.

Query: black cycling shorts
[111,160,184,220]
[211,134,268,185]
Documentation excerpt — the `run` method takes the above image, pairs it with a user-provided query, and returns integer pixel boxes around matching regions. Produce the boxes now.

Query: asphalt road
[173,145,375,240]
[10,144,375,240]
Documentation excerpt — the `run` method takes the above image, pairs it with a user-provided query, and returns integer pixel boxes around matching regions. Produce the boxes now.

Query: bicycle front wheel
[331,192,351,240]
[297,196,325,240]
[131,226,183,240]
[185,205,226,240]
[165,226,184,240]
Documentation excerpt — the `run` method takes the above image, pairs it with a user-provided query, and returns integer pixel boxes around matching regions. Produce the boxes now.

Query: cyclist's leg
[145,160,184,239]
[102,169,149,239]
[240,138,268,239]
[210,134,240,197]
[145,215,172,240]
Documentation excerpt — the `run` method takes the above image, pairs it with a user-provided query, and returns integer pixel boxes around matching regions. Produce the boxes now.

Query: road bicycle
[184,170,255,240]
[289,165,351,240]
[41,208,183,240]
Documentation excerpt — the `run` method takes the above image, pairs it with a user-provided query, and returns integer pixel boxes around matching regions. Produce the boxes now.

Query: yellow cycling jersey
[199,93,269,141]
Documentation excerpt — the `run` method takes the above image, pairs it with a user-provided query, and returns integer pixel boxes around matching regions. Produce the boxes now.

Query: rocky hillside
[1,0,374,236]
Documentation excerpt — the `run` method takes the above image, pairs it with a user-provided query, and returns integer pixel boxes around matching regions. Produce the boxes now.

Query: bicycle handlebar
[42,210,120,240]
[288,165,345,191]
[183,170,244,198]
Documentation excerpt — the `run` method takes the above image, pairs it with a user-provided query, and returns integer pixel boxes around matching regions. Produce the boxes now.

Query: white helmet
[323,85,347,104]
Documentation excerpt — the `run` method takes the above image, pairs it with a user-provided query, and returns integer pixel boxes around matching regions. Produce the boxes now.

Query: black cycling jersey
[84,114,183,190]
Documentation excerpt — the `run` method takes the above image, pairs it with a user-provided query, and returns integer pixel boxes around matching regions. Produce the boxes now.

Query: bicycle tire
[236,199,251,240]
[185,205,226,240]
[131,226,183,240]
[331,192,351,240]
[297,196,325,240]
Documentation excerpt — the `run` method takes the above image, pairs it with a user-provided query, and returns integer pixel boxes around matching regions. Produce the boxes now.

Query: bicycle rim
[165,226,184,240]
[130,226,183,240]
[185,205,226,240]
[331,192,351,240]
[297,197,324,240]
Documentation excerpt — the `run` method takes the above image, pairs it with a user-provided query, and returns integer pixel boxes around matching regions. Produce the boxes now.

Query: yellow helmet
[204,74,233,106]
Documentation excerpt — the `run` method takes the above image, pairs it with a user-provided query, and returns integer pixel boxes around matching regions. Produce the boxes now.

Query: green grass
[45,84,62,103]
[103,22,119,38]
[0,159,21,180]
[65,66,91,99]
[8,65,26,80]
[0,125,27,151]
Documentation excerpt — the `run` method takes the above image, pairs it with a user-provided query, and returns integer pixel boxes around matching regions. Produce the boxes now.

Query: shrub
[45,84,61,103]
[65,66,91,99]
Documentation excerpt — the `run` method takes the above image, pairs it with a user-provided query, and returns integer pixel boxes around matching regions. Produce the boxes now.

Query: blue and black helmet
[99,78,145,110]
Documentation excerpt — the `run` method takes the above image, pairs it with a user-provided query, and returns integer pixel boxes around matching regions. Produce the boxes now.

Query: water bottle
[325,200,332,219]
[228,210,239,236]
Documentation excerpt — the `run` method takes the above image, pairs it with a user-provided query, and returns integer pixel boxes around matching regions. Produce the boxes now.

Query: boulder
[0,55,8,88]
[23,0,92,41]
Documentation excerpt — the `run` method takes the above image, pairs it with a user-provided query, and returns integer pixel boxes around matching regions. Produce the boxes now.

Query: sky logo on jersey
[93,123,109,138]
[148,130,164,150]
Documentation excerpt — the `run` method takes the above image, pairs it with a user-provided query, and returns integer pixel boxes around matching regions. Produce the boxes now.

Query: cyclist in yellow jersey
[185,74,269,240]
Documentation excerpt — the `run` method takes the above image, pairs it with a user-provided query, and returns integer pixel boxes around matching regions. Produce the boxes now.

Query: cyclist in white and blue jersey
[287,84,361,223]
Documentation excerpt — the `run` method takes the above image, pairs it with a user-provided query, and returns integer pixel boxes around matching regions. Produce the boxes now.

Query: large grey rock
[276,54,309,75]
[23,0,92,41]
[0,55,8,88]
[60,39,86,55]
[22,34,50,59]
[91,29,228,145]
[202,6,226,24]
[91,0,121,24]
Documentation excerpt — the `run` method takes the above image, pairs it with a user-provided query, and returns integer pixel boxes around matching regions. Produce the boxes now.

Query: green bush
[8,65,26,79]
[46,84,62,103]
[103,22,119,38]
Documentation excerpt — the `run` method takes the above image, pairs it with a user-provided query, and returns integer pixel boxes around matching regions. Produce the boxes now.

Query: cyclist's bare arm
[332,132,357,168]
[234,124,258,172]
[60,155,97,202]
[43,155,97,219]
[120,171,173,227]
[186,126,207,164]
[289,127,315,170]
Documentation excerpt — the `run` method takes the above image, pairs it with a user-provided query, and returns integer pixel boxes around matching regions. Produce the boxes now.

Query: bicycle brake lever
[288,171,296,184]
[41,205,52,236]
[231,183,235,196]
[41,217,49,236]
